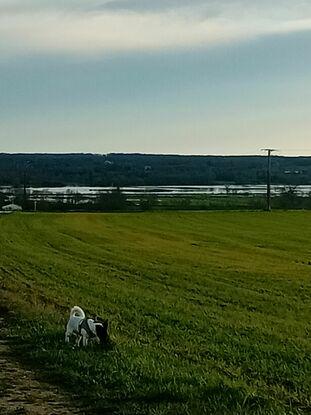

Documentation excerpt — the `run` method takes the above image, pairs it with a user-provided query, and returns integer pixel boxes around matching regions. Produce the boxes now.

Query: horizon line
[1,151,311,158]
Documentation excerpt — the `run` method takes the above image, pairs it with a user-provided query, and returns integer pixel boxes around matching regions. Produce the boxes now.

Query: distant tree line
[0,153,310,187]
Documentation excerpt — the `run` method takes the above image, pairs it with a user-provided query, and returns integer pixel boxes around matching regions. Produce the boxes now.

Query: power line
[271,149,311,156]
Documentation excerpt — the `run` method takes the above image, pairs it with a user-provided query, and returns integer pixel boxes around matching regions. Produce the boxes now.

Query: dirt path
[0,316,83,415]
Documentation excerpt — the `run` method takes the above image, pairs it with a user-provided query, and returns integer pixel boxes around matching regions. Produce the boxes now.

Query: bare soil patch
[0,315,82,415]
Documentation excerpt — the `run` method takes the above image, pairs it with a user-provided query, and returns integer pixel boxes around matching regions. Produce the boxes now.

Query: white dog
[65,306,108,347]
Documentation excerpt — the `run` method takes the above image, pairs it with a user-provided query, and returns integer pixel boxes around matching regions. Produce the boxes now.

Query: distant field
[1,212,311,414]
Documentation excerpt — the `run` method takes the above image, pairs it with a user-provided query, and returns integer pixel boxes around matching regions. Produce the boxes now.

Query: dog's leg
[76,335,82,347]
[65,327,71,343]
[82,335,88,347]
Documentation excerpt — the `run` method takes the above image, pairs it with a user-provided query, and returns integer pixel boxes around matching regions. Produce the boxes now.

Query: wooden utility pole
[261,149,277,211]
[23,161,31,210]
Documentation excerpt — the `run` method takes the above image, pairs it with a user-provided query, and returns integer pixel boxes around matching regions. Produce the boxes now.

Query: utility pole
[261,149,277,211]
[23,169,27,208]
[23,161,31,210]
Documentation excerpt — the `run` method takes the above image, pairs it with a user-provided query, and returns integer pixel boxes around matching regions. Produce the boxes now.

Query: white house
[1,203,23,212]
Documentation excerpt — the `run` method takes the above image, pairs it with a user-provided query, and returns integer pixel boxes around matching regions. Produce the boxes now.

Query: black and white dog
[65,306,108,347]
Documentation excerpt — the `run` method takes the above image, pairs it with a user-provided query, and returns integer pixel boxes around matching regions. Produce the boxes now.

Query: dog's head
[95,318,109,346]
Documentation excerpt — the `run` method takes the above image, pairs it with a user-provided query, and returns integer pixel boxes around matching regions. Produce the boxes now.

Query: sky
[0,0,311,155]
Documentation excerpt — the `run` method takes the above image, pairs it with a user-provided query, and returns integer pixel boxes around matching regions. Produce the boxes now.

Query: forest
[0,153,310,187]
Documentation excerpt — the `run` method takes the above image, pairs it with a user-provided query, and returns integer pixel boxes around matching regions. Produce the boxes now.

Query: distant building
[1,203,22,212]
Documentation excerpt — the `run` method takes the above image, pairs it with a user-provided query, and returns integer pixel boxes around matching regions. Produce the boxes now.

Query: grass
[150,194,266,211]
[1,211,311,414]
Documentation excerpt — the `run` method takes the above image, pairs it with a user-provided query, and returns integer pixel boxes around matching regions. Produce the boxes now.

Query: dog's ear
[95,316,106,324]
[95,322,109,345]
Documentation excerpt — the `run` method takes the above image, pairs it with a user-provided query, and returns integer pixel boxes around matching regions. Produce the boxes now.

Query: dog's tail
[70,306,85,319]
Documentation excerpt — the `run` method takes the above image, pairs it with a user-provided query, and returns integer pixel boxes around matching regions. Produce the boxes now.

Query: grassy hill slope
[1,212,310,414]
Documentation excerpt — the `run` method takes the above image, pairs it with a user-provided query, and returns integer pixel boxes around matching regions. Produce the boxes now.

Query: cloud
[1,0,311,56]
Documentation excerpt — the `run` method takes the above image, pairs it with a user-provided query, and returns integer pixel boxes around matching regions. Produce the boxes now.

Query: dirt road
[0,316,83,415]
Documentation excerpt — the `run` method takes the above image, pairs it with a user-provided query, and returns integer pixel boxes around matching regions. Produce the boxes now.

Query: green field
[1,212,310,414]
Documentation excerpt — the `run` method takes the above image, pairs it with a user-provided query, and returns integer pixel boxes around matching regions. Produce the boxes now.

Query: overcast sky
[0,0,310,155]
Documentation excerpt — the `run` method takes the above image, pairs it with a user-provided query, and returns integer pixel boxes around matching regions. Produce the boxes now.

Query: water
[28,184,311,197]
[2,185,311,202]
